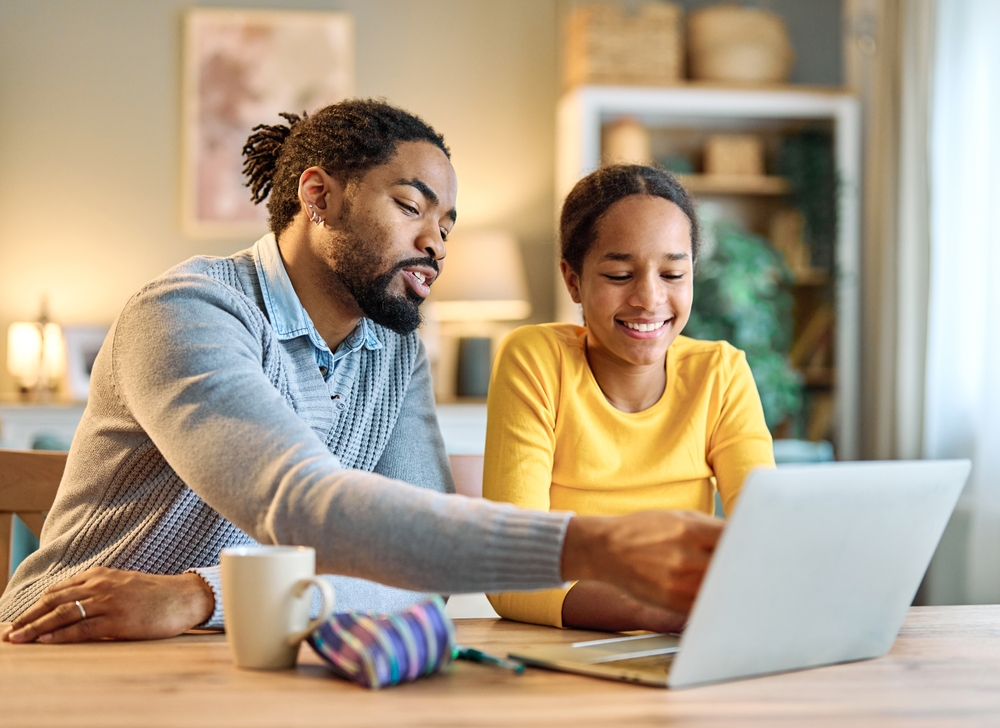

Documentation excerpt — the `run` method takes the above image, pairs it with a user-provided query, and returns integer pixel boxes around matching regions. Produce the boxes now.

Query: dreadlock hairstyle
[560,164,700,274]
[242,99,450,235]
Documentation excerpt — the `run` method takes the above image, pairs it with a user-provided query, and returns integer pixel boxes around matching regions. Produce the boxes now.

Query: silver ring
[75,600,87,620]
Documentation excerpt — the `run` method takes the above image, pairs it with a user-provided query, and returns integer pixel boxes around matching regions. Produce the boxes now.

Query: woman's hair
[242,99,450,235]
[560,164,700,274]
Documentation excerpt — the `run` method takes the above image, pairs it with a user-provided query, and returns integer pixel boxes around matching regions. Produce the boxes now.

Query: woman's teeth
[622,321,665,332]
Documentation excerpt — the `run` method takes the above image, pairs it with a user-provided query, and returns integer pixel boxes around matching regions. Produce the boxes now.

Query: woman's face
[562,194,694,370]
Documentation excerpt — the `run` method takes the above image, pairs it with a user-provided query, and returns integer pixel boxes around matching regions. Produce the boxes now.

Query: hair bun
[242,111,308,204]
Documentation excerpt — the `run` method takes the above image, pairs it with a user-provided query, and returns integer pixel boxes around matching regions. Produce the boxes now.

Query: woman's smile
[617,317,673,338]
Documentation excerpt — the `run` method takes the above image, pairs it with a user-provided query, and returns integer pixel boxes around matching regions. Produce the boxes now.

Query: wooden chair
[0,449,67,593]
[448,454,484,499]
[444,453,499,618]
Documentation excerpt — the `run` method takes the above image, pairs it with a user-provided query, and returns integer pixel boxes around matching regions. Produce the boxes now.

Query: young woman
[483,164,775,632]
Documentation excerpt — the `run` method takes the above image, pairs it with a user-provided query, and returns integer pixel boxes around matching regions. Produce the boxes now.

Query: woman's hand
[1,567,215,644]
[562,581,689,633]
[562,510,724,618]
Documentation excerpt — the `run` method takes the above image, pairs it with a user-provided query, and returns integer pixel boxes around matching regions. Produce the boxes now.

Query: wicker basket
[687,4,794,84]
[564,2,684,88]
[602,117,652,165]
[703,134,765,176]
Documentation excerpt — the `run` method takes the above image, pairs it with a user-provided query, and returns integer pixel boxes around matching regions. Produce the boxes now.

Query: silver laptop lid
[668,459,971,688]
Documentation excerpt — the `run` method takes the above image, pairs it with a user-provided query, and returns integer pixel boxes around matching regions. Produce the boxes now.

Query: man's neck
[276,226,362,352]
[297,290,361,352]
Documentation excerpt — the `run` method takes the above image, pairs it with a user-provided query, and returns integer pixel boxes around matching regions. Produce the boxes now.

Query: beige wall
[0,0,559,396]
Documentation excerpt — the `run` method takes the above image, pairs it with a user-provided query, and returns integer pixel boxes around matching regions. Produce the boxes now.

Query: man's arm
[3,509,722,644]
[102,276,566,594]
[183,336,451,629]
[2,277,723,642]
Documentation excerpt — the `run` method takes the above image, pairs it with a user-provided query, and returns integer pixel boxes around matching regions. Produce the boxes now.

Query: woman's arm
[482,328,574,626]
[708,348,776,515]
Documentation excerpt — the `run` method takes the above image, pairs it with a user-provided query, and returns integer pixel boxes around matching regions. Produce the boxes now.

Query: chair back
[448,454,484,499]
[0,449,67,592]
[444,453,500,618]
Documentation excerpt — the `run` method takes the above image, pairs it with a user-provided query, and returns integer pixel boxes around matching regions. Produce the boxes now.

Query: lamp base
[15,385,57,403]
[456,337,492,399]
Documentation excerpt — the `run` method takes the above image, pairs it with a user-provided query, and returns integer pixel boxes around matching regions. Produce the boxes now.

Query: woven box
[564,2,683,88]
[703,134,765,176]
[602,117,652,165]
[687,4,794,84]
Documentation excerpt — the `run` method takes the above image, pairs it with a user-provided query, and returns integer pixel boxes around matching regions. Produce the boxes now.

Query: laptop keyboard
[602,652,677,677]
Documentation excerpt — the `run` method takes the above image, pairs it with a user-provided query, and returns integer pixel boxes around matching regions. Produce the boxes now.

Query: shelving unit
[675,174,790,196]
[0,400,85,450]
[556,85,861,459]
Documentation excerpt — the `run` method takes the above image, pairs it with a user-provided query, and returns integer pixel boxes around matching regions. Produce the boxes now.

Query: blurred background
[1,0,997,609]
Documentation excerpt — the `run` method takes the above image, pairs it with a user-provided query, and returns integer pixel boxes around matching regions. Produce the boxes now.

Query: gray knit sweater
[0,248,569,626]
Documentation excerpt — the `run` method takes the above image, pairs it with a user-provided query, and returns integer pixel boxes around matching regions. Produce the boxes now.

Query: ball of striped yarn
[307,595,456,689]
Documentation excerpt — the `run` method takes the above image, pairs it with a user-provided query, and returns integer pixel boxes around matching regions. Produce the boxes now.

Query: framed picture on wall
[182,9,354,238]
[63,325,110,402]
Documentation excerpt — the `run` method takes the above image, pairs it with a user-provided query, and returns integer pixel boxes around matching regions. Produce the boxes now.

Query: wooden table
[3,606,1000,727]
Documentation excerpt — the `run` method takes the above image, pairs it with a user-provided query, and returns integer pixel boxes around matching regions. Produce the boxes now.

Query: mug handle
[287,576,337,645]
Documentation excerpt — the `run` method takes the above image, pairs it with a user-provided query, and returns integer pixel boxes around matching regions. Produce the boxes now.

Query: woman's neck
[584,337,667,414]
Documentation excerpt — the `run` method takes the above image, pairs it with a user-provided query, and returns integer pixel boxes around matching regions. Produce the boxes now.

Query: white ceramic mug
[220,545,336,670]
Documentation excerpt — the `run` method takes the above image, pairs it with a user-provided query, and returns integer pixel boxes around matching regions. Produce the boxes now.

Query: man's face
[322,141,458,333]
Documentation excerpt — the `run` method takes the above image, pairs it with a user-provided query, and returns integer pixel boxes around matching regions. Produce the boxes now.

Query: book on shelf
[806,392,835,442]
[790,303,835,369]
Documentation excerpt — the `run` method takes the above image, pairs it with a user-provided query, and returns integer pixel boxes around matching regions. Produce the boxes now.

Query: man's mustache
[388,257,440,278]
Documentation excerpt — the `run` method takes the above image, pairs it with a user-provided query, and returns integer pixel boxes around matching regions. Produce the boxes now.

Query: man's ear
[560,259,583,304]
[298,167,345,224]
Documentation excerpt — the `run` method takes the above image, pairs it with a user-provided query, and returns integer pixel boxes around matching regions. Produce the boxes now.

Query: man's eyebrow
[396,178,457,223]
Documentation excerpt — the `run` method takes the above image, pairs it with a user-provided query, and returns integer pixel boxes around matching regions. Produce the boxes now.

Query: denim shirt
[253,233,381,395]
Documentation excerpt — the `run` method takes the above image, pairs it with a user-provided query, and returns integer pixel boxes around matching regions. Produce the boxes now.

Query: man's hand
[0,567,215,644]
[562,510,724,618]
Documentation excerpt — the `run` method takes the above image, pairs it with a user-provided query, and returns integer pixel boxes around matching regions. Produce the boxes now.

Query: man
[1,100,721,643]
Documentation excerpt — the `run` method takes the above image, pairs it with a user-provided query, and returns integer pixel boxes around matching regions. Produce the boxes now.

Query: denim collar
[252,233,382,359]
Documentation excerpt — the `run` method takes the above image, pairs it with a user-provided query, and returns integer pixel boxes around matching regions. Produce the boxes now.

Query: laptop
[509,460,971,689]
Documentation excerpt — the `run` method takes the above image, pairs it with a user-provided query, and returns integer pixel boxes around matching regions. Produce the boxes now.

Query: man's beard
[328,218,438,335]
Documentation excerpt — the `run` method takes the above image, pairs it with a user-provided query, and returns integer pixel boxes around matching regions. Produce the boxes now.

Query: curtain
[923,0,1000,604]
[844,0,935,461]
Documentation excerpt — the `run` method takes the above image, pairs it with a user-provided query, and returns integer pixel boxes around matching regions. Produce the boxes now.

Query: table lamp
[426,231,531,398]
[7,303,65,397]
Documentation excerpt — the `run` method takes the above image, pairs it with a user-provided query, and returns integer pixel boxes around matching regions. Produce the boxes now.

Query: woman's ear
[297,167,345,225]
[560,259,583,304]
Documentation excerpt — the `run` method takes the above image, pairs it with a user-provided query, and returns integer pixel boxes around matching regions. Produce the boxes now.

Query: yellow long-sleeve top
[483,323,774,627]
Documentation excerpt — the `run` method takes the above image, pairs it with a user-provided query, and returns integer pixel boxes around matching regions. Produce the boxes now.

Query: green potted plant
[685,223,803,430]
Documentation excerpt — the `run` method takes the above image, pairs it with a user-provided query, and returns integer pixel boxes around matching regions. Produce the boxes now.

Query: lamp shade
[7,322,65,389]
[427,230,531,322]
